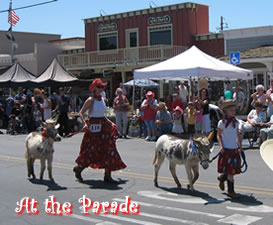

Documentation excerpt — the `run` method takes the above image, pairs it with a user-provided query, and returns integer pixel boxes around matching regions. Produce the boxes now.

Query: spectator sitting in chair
[240,101,267,141]
[155,102,173,136]
[260,115,273,144]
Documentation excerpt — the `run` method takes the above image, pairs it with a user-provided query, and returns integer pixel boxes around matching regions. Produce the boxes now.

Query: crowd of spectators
[1,78,273,146]
[0,87,83,135]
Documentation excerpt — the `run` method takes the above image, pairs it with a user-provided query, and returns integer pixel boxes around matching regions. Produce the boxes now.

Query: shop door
[126,29,139,63]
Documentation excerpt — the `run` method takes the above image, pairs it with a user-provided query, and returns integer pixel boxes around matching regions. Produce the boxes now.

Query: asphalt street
[0,132,273,225]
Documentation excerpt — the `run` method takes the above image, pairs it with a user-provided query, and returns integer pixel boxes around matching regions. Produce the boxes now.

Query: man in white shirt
[178,81,189,104]
[233,86,245,113]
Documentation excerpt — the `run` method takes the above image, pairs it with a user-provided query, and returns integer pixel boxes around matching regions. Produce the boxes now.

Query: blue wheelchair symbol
[230,52,240,65]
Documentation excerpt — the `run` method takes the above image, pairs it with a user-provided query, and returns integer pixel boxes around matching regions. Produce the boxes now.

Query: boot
[227,180,240,199]
[73,166,84,182]
[104,170,119,184]
[218,174,227,191]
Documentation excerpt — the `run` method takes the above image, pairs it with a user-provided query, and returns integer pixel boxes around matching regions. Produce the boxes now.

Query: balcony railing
[58,45,187,69]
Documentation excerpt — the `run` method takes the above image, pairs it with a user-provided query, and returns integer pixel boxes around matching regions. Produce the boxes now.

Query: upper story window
[149,25,172,46]
[98,32,118,51]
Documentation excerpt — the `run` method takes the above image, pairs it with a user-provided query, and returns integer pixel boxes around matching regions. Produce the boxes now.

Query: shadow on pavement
[223,193,263,206]
[159,186,225,205]
[29,178,67,191]
[80,178,128,190]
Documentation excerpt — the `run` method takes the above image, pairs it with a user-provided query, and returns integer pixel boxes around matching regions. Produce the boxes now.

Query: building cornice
[83,2,206,24]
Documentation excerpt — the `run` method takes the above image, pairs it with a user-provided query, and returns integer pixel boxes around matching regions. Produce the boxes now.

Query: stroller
[6,114,24,135]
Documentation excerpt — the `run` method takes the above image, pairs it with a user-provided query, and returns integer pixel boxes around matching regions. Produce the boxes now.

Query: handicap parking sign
[230,52,240,65]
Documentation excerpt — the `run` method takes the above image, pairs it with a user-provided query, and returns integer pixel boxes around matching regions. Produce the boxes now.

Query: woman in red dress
[73,78,126,183]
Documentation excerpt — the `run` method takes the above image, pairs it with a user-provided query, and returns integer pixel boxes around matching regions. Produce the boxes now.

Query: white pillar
[160,80,164,99]
[121,71,126,83]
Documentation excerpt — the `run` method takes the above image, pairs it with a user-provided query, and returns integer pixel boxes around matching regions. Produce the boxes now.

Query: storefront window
[98,32,118,51]
[149,25,172,46]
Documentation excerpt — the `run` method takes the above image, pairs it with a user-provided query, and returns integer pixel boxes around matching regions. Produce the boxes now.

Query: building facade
[0,31,64,75]
[58,2,213,99]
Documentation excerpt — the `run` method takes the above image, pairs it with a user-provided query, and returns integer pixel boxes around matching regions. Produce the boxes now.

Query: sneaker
[145,136,151,141]
[151,136,157,141]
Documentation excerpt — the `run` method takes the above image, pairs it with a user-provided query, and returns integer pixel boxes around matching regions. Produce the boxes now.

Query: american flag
[8,10,20,26]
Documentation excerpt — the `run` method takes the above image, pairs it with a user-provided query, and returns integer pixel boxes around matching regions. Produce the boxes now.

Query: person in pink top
[195,100,203,134]
[141,91,158,141]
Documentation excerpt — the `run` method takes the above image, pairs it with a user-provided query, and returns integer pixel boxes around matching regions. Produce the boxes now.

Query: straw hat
[220,99,237,111]
[260,139,273,171]
[157,102,167,110]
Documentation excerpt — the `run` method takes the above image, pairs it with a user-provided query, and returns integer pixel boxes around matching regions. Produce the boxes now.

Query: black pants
[58,112,70,136]
[188,124,195,135]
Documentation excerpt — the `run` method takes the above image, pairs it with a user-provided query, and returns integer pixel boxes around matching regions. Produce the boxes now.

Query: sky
[0,0,272,38]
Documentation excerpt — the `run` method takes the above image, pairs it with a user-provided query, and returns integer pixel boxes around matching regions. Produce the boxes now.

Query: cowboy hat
[260,139,273,171]
[145,91,155,98]
[220,99,237,111]
[174,106,183,114]
[89,78,108,92]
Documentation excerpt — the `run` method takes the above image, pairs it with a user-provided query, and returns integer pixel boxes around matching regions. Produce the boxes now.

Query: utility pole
[218,16,228,32]
[9,0,14,64]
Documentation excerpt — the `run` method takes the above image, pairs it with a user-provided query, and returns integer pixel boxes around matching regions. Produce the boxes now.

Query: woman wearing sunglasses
[73,78,126,183]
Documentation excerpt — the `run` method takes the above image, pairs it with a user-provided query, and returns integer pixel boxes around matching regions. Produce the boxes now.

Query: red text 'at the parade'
[15,195,140,216]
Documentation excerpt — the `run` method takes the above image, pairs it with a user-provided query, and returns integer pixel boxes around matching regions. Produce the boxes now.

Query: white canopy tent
[134,45,253,80]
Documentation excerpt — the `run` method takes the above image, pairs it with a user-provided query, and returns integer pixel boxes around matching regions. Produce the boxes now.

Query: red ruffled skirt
[217,148,241,175]
[75,117,127,171]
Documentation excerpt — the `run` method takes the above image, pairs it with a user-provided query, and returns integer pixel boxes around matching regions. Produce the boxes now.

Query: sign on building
[230,52,240,65]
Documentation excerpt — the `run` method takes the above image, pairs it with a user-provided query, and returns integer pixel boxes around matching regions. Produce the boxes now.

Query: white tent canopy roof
[134,46,253,80]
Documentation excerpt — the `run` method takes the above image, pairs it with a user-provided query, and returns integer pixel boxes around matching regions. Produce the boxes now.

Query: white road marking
[66,214,103,223]
[217,214,262,225]
[113,198,225,219]
[140,212,209,225]
[138,190,224,204]
[96,222,121,225]
[227,205,273,213]
[99,214,163,225]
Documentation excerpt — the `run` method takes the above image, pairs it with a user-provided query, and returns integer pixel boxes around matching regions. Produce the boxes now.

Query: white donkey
[153,132,214,191]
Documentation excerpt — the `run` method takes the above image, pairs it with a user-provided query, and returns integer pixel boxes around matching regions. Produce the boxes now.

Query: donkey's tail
[152,150,158,165]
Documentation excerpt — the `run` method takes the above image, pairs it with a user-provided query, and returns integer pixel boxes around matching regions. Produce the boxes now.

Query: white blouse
[89,99,107,118]
[218,120,239,149]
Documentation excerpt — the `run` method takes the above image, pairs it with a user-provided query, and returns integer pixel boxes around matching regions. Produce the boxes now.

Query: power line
[0,0,58,13]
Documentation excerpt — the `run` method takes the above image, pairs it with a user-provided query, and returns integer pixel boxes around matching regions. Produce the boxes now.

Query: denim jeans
[139,123,147,137]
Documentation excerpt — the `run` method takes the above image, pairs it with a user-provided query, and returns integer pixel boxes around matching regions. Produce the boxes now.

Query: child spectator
[33,104,42,131]
[172,106,184,136]
[195,101,203,134]
[137,108,147,138]
[155,102,173,136]
[186,101,195,135]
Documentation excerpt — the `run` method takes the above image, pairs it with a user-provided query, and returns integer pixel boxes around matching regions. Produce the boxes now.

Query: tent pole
[132,79,135,111]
